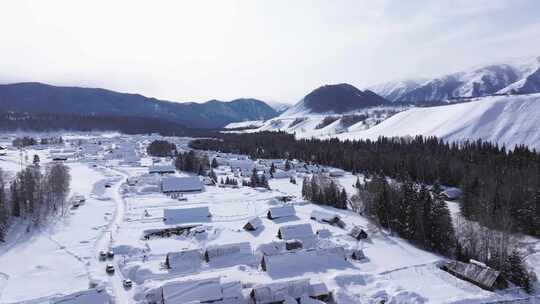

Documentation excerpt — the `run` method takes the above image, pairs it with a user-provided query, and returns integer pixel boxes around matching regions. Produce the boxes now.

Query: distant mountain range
[0,82,277,129]
[282,83,389,116]
[370,56,540,102]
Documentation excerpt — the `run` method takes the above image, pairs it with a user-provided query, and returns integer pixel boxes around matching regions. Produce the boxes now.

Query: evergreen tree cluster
[147,140,177,157]
[190,132,540,237]
[301,174,347,209]
[360,175,455,255]
[12,136,38,148]
[0,163,71,241]
[174,150,210,176]
[246,168,269,189]
[220,176,239,186]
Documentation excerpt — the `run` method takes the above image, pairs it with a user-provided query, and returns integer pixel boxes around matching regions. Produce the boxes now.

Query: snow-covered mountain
[370,56,540,102]
[265,101,292,114]
[281,83,389,116]
[336,93,540,150]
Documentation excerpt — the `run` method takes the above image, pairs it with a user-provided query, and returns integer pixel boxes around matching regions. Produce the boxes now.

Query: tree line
[0,112,218,137]
[0,162,71,241]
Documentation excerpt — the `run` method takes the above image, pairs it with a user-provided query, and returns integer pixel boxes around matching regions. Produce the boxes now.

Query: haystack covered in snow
[161,176,204,194]
[51,288,110,304]
[267,205,296,220]
[160,277,243,304]
[441,260,506,291]
[148,164,176,175]
[163,207,211,225]
[165,249,203,273]
[250,279,330,304]
[243,217,263,231]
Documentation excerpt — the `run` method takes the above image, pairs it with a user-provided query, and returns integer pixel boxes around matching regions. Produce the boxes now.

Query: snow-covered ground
[0,134,538,303]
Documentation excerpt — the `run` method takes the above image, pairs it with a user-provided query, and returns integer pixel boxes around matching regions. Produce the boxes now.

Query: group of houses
[152,276,331,304]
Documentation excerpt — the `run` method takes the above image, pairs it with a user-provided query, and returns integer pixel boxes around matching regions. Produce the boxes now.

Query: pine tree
[338,188,348,209]
[505,249,534,294]
[250,168,259,187]
[284,160,291,171]
[0,170,8,241]
[211,158,219,168]
[33,154,40,166]
[10,180,21,217]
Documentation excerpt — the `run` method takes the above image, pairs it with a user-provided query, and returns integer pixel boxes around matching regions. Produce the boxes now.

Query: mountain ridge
[370,56,540,102]
[0,82,278,128]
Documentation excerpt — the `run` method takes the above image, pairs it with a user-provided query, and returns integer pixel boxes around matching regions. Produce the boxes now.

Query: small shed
[441,260,507,291]
[267,205,296,220]
[350,249,365,260]
[243,217,263,231]
[349,226,368,240]
[161,176,204,193]
[163,207,211,225]
[165,249,203,272]
[148,164,176,175]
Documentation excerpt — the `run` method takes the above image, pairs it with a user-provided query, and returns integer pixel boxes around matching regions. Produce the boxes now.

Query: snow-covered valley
[0,133,539,303]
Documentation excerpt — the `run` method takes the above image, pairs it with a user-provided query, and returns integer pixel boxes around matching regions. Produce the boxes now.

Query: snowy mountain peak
[370,56,540,103]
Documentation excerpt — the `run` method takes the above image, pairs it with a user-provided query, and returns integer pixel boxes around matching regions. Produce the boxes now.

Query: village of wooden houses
[0,133,533,304]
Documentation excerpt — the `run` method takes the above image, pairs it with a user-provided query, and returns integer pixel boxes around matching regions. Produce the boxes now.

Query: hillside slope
[337,93,540,150]
[0,82,278,128]
[282,83,389,116]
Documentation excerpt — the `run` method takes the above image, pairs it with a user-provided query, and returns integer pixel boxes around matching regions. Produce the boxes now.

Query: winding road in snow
[93,167,132,304]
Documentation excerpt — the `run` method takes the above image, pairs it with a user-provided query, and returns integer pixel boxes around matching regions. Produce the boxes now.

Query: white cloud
[0,0,538,104]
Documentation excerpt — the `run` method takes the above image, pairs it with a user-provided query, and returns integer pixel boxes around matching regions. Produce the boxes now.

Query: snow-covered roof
[256,241,287,256]
[244,217,263,230]
[251,279,329,304]
[148,164,176,174]
[51,288,110,304]
[161,278,222,304]
[251,279,311,304]
[163,207,211,225]
[205,242,253,263]
[166,249,203,273]
[267,205,296,219]
[161,176,203,193]
[310,210,340,222]
[278,223,315,240]
[262,247,346,273]
[443,260,502,290]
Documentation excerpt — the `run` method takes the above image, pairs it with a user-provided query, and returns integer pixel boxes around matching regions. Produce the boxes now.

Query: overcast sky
[1,0,539,104]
